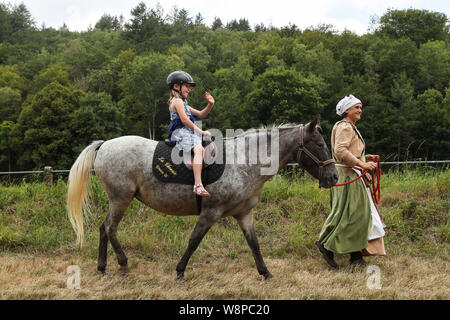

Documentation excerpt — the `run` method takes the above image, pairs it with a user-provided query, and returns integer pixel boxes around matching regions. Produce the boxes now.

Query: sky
[4,0,450,35]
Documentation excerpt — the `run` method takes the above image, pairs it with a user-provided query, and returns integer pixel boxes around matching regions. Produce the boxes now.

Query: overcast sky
[5,0,450,35]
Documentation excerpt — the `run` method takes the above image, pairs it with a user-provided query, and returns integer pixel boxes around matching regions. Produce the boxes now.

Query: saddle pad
[152,141,225,185]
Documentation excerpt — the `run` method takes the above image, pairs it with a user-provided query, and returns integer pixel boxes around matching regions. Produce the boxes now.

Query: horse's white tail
[67,140,104,247]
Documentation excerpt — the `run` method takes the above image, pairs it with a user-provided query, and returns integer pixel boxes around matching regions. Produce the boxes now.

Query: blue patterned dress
[168,100,202,152]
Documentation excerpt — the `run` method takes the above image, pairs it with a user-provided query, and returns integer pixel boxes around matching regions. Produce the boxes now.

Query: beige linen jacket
[332,120,365,173]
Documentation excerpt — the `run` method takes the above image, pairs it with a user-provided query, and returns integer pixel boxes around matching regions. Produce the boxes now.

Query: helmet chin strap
[173,83,186,100]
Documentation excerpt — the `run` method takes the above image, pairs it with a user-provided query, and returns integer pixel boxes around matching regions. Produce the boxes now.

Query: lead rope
[371,156,381,205]
[334,156,381,205]
[334,167,369,186]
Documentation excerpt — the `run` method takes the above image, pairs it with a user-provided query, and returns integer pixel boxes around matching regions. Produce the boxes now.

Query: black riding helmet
[166,71,196,91]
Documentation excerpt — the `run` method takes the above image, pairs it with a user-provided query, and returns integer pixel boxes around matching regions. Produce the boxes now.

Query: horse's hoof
[98,265,107,273]
[264,273,274,280]
[176,272,184,281]
[98,266,109,276]
[119,266,129,275]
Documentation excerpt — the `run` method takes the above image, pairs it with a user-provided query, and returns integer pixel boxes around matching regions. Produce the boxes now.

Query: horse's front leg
[176,209,221,281]
[233,210,273,280]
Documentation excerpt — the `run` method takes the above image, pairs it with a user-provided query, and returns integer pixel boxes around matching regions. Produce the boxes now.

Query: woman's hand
[205,92,215,105]
[202,130,212,137]
[365,154,380,162]
[361,161,378,171]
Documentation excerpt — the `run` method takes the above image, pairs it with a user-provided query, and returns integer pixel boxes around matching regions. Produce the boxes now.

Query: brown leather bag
[363,172,372,187]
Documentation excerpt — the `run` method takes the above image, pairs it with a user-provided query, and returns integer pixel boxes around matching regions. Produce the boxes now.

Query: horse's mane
[259,123,302,130]
[230,123,302,139]
[221,121,326,140]
[224,123,302,140]
[263,121,322,132]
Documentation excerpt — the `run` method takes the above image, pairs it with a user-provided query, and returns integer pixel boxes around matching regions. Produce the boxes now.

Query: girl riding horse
[166,71,215,197]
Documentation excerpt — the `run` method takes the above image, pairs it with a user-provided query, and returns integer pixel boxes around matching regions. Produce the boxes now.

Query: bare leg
[234,210,273,280]
[192,145,209,195]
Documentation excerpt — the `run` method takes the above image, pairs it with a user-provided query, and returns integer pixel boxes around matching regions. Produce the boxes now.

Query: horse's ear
[308,117,320,132]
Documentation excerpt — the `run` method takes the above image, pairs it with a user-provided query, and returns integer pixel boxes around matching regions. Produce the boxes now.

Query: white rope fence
[0,160,448,184]
[1,160,449,176]
[287,160,450,167]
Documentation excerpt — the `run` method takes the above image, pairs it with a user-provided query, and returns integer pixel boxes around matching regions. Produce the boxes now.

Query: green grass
[0,168,448,262]
[0,179,73,251]
[0,169,449,300]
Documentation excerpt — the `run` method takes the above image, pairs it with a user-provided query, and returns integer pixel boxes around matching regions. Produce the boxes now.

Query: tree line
[0,2,449,171]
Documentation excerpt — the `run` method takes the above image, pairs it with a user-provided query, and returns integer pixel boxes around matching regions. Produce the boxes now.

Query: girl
[166,71,215,197]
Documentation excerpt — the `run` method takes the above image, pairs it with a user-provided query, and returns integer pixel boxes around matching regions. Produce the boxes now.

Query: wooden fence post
[44,166,53,185]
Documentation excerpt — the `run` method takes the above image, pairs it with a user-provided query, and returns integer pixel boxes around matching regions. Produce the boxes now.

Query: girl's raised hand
[205,92,215,105]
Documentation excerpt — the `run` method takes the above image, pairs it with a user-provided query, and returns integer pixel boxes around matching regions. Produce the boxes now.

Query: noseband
[296,126,335,180]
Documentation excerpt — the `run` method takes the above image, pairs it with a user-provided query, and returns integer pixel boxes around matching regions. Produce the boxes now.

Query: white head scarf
[336,95,361,116]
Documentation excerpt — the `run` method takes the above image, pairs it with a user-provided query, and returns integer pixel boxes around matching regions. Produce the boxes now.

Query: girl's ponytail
[168,90,182,105]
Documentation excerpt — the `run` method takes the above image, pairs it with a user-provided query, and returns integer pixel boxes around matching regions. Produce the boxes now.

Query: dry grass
[0,169,448,300]
[0,249,448,300]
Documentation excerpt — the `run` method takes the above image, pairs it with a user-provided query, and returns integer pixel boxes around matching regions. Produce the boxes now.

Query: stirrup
[193,184,210,198]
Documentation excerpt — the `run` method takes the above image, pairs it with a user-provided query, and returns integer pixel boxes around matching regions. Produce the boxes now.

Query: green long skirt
[318,167,372,254]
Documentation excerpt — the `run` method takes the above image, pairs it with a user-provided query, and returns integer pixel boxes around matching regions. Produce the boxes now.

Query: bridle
[296,126,335,181]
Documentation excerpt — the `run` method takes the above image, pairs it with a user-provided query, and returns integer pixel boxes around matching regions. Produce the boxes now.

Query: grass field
[0,168,448,299]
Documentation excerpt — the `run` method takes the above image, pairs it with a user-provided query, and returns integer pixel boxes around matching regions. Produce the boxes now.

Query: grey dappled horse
[67,119,338,280]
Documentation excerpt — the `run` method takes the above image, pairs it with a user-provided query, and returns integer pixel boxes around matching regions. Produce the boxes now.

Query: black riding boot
[315,241,338,268]
[349,251,366,267]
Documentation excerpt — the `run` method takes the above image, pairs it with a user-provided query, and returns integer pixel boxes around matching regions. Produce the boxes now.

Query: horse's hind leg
[100,199,132,275]
[176,210,221,280]
[97,222,108,274]
[233,210,273,280]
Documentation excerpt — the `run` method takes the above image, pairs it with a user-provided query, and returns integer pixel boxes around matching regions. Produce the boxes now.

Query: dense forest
[0,2,449,171]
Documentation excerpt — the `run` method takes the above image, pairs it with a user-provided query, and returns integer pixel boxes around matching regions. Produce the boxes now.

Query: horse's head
[296,118,338,188]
